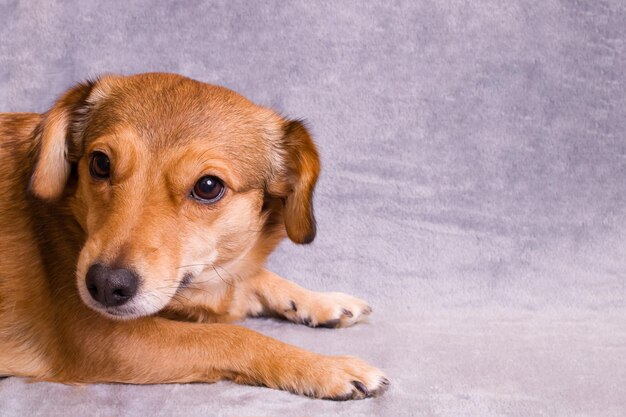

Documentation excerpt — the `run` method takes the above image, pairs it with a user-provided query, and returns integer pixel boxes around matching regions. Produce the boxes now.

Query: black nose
[85,264,139,307]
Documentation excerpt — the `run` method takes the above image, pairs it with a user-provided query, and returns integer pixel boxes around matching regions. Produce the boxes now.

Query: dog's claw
[283,292,371,329]
[352,380,369,396]
[317,318,341,328]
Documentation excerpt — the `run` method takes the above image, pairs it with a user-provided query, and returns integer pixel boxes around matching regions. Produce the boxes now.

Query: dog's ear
[29,80,99,200]
[268,120,320,244]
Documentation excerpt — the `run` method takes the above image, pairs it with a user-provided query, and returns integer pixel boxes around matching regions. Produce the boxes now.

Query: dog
[0,73,389,400]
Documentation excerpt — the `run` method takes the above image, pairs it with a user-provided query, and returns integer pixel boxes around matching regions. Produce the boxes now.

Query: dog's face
[29,73,319,319]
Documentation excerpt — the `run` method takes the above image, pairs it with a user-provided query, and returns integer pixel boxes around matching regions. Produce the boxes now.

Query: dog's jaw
[76,280,174,320]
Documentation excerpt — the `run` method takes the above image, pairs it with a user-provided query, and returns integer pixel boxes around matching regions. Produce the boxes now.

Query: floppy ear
[29,80,97,200]
[271,120,321,244]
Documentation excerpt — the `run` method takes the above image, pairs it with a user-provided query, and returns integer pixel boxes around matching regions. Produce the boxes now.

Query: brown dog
[0,73,388,400]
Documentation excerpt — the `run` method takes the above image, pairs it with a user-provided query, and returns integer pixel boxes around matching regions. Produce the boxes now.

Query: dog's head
[29,73,319,319]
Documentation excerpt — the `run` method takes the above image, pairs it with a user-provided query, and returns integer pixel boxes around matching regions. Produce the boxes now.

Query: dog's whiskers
[175,263,215,270]
[211,265,236,289]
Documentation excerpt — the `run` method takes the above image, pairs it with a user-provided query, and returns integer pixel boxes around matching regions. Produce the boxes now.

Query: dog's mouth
[79,270,189,320]
[178,272,194,290]
[100,306,139,319]
[85,293,174,320]
[91,294,167,318]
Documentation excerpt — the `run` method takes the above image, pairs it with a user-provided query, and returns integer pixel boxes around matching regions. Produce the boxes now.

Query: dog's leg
[237,269,373,328]
[60,316,388,400]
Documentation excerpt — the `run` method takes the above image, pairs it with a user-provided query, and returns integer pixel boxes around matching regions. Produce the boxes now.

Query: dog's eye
[191,176,225,203]
[89,152,111,180]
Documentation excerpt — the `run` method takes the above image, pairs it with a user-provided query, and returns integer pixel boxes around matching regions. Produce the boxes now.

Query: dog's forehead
[93,73,270,145]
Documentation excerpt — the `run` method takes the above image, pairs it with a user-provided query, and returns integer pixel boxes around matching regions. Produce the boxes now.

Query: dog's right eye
[89,152,111,180]
[191,176,225,204]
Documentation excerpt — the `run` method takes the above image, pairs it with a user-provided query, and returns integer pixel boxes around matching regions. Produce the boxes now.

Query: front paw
[284,292,372,328]
[233,354,389,400]
[301,355,389,400]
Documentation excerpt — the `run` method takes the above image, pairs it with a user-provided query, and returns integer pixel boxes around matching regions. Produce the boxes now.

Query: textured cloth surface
[1,0,625,416]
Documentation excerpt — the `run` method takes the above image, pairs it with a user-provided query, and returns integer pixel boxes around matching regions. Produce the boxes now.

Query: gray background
[1,0,625,416]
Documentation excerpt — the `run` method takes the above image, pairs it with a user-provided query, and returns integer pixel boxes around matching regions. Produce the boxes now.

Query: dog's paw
[302,355,389,400]
[232,353,388,400]
[283,292,372,328]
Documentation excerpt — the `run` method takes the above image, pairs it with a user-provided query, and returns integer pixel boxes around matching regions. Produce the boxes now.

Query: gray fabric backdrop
[1,1,625,416]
